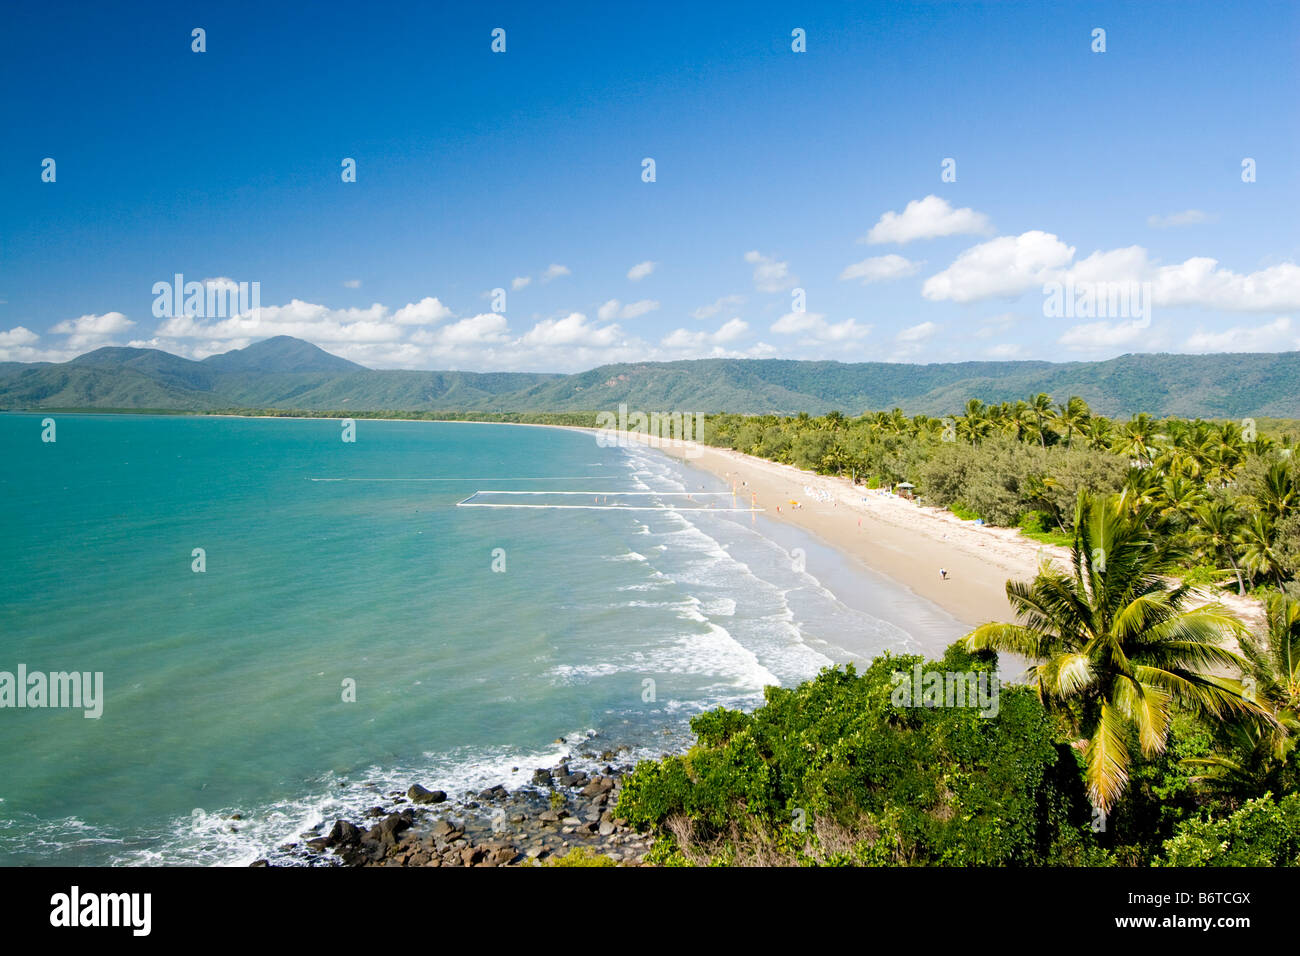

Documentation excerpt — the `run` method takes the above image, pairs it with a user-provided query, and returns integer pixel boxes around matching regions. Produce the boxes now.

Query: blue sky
[1,0,1297,371]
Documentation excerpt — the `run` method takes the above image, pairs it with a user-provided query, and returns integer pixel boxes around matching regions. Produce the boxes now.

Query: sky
[1,0,1297,372]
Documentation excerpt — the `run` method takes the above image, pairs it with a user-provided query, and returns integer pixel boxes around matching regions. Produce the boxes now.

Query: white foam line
[457,503,764,511]
[307,476,609,482]
[466,491,738,496]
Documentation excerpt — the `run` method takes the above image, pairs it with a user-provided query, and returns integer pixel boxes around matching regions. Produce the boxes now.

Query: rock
[408,784,446,804]
[599,821,616,836]
[365,806,385,818]
[328,820,363,846]
[561,817,582,826]
[249,859,269,867]
[526,846,545,859]
[531,769,553,786]
[229,812,243,821]
[431,819,461,839]
[539,810,561,823]
[306,837,331,852]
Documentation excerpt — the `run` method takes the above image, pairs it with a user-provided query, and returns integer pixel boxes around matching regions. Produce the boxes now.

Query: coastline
[190,410,1266,641]
[579,427,1267,649]
[35,409,1265,641]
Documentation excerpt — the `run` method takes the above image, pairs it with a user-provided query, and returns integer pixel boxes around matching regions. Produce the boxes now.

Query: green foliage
[1018,511,1072,547]
[949,501,979,521]
[1159,793,1300,866]
[543,847,618,867]
[616,645,1095,866]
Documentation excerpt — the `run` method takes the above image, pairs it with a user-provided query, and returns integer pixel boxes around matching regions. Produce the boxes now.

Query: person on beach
[939,568,948,580]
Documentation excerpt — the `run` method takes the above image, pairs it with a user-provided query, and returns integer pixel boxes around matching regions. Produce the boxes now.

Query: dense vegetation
[7,335,1300,416]
[614,494,1300,866]
[608,393,1300,865]
[698,396,1300,596]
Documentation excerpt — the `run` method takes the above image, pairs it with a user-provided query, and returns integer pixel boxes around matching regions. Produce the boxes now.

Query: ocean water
[0,414,963,866]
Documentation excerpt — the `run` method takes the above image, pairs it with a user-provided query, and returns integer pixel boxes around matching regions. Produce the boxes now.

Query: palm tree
[1001,399,1033,443]
[1055,396,1092,448]
[1257,461,1295,522]
[962,492,1261,812]
[1238,512,1286,588]
[1083,415,1114,451]
[1190,498,1247,595]
[1116,413,1158,466]
[1184,593,1300,792]
[1029,392,1055,448]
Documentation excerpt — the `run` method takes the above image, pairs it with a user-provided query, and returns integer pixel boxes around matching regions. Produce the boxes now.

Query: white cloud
[343,279,362,289]
[521,312,621,347]
[896,321,938,343]
[1059,319,1154,351]
[925,232,1300,312]
[156,300,400,343]
[866,195,993,245]
[52,311,134,337]
[541,264,571,283]
[50,311,136,349]
[692,294,745,320]
[1151,258,1300,312]
[1148,209,1214,228]
[771,311,871,342]
[923,232,1076,303]
[627,260,657,281]
[984,343,1023,358]
[511,276,531,290]
[597,299,660,321]
[0,326,40,347]
[1184,316,1299,353]
[412,313,509,347]
[840,254,922,284]
[744,250,797,293]
[662,318,750,350]
[621,299,659,319]
[392,297,453,325]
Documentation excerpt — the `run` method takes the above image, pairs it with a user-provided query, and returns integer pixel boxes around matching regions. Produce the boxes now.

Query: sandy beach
[595,430,1266,651]
[207,413,1268,651]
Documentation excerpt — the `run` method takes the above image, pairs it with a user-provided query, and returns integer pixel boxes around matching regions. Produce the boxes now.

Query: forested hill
[2,335,1298,418]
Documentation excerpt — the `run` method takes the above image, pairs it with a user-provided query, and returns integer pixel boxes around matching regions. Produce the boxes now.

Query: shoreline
[47,408,1263,640]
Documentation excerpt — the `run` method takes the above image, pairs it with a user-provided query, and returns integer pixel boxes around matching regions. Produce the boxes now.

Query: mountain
[199,335,365,374]
[2,337,1299,418]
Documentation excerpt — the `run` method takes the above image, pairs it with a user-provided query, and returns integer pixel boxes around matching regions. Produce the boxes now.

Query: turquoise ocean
[0,414,963,865]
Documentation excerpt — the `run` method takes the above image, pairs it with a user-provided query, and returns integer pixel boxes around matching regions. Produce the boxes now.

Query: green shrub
[1159,793,1300,866]
[616,644,1095,866]
[545,847,618,867]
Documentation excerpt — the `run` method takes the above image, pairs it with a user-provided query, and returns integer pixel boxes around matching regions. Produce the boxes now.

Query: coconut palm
[1238,512,1286,588]
[1190,497,1247,595]
[962,491,1261,812]
[1029,392,1055,448]
[1116,413,1158,465]
[1055,396,1092,448]
[1183,593,1300,792]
